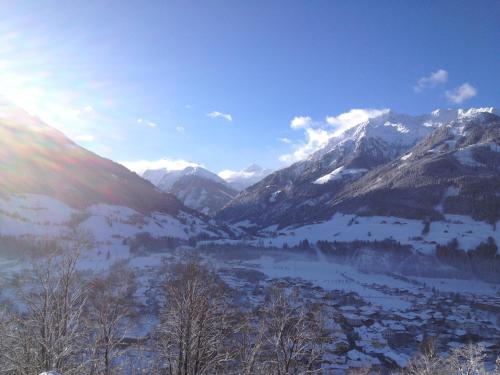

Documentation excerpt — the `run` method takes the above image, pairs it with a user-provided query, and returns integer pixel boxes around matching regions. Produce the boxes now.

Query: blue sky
[1,0,499,175]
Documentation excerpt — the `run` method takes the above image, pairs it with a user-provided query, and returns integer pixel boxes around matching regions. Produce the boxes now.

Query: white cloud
[136,117,158,128]
[280,108,389,163]
[290,116,312,129]
[278,137,292,144]
[74,134,94,142]
[120,158,202,175]
[176,126,185,134]
[414,69,448,93]
[218,165,272,190]
[446,83,477,104]
[72,105,96,117]
[218,169,254,181]
[279,128,331,163]
[207,111,232,122]
[326,108,390,136]
[137,117,157,128]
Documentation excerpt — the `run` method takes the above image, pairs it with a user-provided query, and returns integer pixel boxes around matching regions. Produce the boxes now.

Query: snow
[228,252,413,310]
[269,190,282,202]
[347,349,381,366]
[184,188,208,209]
[256,213,499,254]
[313,108,497,164]
[313,167,367,184]
[0,194,75,224]
[0,194,223,243]
[0,194,75,236]
[383,350,410,368]
[410,277,498,295]
[435,186,459,213]
[458,107,496,119]
[400,152,412,161]
[454,147,484,167]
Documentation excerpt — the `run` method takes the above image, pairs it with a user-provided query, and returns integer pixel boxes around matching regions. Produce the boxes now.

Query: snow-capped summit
[458,107,496,117]
[316,108,496,162]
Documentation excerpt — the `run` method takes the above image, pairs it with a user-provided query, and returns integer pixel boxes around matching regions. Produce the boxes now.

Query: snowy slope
[0,99,232,245]
[256,213,500,254]
[0,193,228,243]
[0,99,185,215]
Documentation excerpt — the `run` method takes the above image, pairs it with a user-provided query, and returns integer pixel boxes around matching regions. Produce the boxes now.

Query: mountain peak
[143,165,225,190]
[457,107,496,119]
[243,164,264,173]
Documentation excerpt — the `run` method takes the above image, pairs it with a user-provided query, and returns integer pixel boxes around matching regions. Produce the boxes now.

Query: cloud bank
[120,158,202,175]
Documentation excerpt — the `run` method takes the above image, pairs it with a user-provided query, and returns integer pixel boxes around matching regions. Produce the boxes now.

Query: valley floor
[1,193,499,372]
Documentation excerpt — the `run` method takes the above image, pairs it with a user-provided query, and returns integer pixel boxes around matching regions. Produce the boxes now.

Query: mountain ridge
[0,99,190,217]
[217,108,499,228]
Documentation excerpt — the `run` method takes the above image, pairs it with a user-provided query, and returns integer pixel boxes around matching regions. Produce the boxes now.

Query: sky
[0,0,499,176]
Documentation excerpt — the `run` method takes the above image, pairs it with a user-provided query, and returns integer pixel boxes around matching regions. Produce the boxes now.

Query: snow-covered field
[197,247,500,311]
[0,193,226,242]
[234,213,499,254]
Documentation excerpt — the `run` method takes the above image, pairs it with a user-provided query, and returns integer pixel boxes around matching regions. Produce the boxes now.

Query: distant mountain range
[141,164,273,216]
[217,108,499,228]
[142,166,238,216]
[1,98,498,252]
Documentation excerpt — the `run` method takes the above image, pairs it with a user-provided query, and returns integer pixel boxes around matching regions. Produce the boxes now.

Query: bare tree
[156,259,232,375]
[86,260,138,375]
[404,338,445,375]
[231,311,266,375]
[446,343,487,375]
[260,287,328,375]
[0,250,89,375]
[494,357,500,375]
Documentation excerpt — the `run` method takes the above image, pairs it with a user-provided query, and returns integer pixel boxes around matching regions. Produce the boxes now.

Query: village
[211,258,500,373]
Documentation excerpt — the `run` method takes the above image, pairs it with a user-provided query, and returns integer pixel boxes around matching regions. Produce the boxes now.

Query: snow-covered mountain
[0,99,230,244]
[218,164,273,191]
[143,166,224,191]
[143,166,238,216]
[217,108,499,229]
